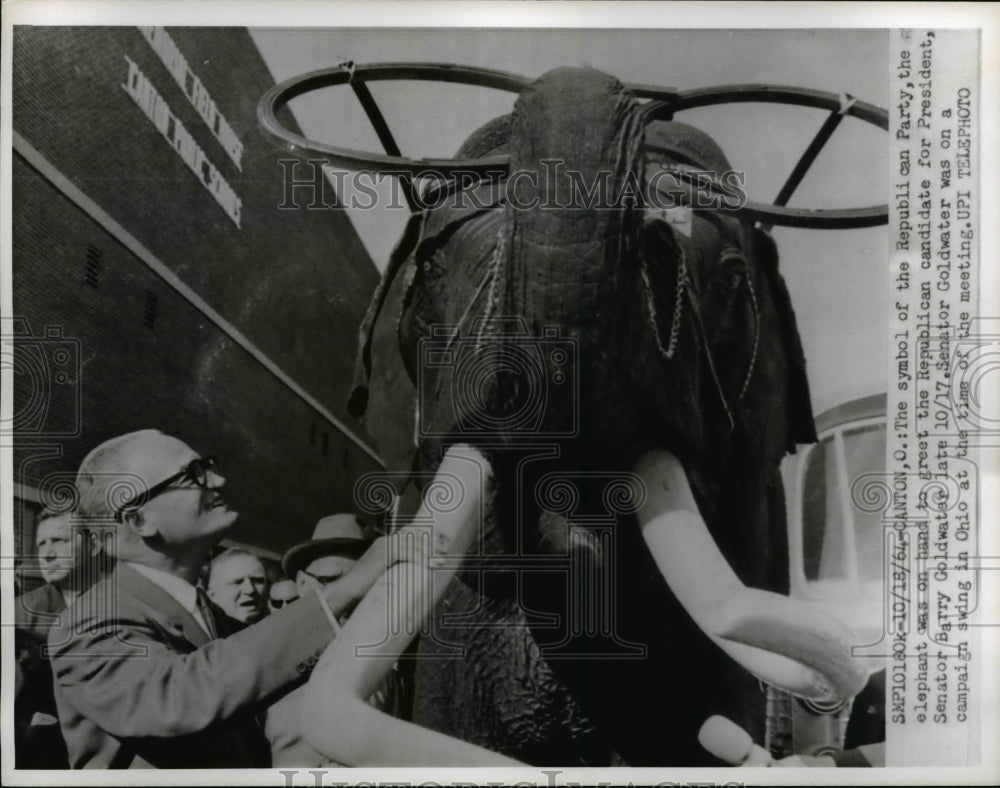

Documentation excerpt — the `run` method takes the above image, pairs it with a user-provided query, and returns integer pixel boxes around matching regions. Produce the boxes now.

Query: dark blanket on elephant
[348,66,818,765]
[350,74,815,478]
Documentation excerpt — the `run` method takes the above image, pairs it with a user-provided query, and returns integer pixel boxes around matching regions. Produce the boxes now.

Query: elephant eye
[419,253,446,282]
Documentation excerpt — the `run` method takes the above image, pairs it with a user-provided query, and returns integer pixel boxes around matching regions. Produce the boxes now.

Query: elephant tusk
[301,444,523,765]
[633,449,869,703]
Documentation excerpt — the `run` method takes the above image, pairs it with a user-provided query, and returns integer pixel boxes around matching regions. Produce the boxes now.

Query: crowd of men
[12,428,886,771]
[13,428,415,769]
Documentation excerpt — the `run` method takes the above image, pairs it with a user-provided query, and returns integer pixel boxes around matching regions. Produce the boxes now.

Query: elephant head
[306,66,867,766]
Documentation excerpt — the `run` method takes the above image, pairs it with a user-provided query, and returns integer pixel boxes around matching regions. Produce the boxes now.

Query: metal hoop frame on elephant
[257,61,889,230]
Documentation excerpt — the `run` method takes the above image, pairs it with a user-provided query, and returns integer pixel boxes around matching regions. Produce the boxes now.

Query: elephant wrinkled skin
[347,66,820,765]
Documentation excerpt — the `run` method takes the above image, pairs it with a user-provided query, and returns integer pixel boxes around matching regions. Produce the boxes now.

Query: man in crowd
[48,429,425,768]
[15,508,105,768]
[268,579,299,613]
[264,514,402,766]
[207,547,269,624]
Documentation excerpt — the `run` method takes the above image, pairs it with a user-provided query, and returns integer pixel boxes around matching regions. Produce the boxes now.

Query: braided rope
[687,287,736,433]
[476,227,507,352]
[442,254,491,352]
[739,260,761,403]
[716,247,761,403]
[641,242,687,362]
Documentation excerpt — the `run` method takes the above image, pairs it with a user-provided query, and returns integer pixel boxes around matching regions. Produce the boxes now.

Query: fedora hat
[281,513,372,576]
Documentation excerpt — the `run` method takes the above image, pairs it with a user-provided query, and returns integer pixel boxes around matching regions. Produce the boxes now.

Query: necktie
[195,588,218,639]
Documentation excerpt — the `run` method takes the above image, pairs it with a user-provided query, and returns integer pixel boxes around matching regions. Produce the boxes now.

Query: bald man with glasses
[48,429,427,768]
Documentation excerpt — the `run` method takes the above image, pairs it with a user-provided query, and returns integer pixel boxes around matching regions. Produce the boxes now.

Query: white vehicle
[777,392,887,756]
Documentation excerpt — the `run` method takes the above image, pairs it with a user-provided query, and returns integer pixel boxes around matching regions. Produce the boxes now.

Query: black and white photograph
[1,1,997,784]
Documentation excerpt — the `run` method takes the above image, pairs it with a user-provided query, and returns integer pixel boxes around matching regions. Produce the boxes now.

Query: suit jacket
[16,582,67,638]
[49,562,335,768]
[15,583,70,768]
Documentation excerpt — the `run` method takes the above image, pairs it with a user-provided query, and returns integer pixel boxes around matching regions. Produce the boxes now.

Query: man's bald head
[76,429,193,519]
[75,430,236,561]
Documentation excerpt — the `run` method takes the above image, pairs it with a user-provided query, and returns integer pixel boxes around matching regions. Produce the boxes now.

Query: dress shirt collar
[125,561,211,635]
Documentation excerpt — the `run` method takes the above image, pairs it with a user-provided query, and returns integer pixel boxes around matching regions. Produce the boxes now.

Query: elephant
[300,66,868,766]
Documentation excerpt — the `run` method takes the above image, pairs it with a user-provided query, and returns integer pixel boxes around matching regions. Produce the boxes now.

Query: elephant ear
[348,214,424,482]
[348,115,513,477]
[751,227,818,450]
[411,114,510,261]
[349,213,422,421]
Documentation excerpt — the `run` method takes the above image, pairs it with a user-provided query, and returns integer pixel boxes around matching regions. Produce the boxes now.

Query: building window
[84,244,101,288]
[143,291,159,329]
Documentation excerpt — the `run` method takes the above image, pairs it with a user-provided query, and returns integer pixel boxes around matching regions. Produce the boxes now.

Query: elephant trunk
[495,67,646,437]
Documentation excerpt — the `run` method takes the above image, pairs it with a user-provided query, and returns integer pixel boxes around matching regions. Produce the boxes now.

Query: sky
[249,27,890,413]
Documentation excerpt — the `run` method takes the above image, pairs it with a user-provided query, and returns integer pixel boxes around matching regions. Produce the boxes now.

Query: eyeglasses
[269,597,298,609]
[114,456,218,521]
[300,568,346,586]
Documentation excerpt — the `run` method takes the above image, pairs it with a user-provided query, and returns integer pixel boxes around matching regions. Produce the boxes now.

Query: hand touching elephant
[305,66,868,766]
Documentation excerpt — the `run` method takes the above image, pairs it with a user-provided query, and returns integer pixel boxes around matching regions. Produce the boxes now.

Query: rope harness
[641,243,687,362]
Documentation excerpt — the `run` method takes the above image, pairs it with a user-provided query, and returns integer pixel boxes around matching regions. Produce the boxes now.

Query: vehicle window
[844,424,885,583]
[801,422,886,586]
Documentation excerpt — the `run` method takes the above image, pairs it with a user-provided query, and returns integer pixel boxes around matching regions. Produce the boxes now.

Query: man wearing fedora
[47,430,424,768]
[268,579,300,613]
[264,513,403,767]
